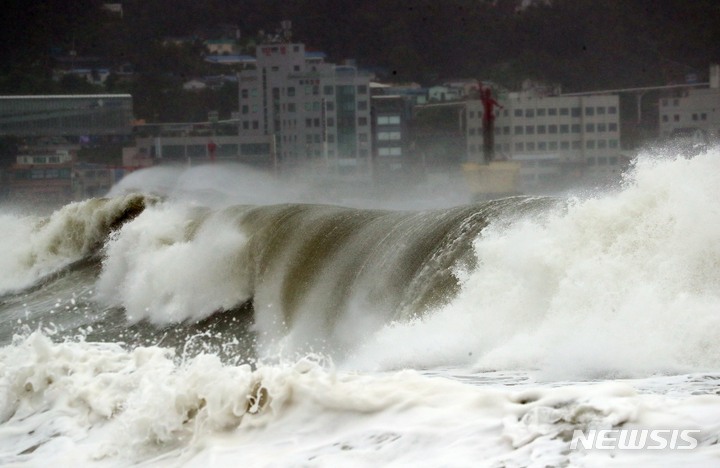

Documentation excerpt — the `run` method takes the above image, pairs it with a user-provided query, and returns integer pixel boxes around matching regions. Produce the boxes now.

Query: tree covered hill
[1,0,718,117]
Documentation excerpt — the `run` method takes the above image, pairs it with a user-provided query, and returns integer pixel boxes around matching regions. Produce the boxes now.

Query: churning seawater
[1,149,720,467]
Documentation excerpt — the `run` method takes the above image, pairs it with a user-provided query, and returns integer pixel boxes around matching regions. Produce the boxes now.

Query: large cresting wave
[2,148,720,378]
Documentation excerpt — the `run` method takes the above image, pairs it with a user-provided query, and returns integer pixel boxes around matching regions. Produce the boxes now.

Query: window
[503,126,510,135]
[549,108,558,116]
[609,123,618,132]
[525,109,535,118]
[560,124,569,134]
[537,108,546,116]
[313,101,321,111]
[560,108,569,116]
[469,128,476,136]
[314,118,320,127]
[609,139,618,148]
[674,114,680,122]
[585,107,595,116]
[357,100,368,111]
[537,125,546,134]
[327,117,335,127]
[538,142,547,151]
[469,111,475,119]
[560,141,570,150]
[586,140,596,149]
[662,115,669,122]
[324,85,334,95]
[701,113,707,120]
[598,140,607,149]
[526,142,536,151]
[305,86,312,95]
[571,124,581,133]
[572,141,581,149]
[358,133,368,142]
[287,87,296,97]
[378,131,401,140]
[377,115,400,125]
[692,113,698,121]
[571,107,581,117]
[514,126,524,135]
[358,117,368,126]
[357,85,368,94]
[304,103,312,111]
[515,142,524,151]
[597,106,606,115]
[586,123,595,132]
[549,141,558,150]
[514,109,522,117]
[288,103,296,112]
[305,118,312,127]
[598,123,607,132]
[241,89,249,99]
[326,102,335,111]
[526,125,535,134]
[549,124,558,134]
[608,106,617,114]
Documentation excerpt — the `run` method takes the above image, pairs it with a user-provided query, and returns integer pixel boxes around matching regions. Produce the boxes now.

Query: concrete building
[466,90,623,190]
[0,94,133,138]
[371,94,413,181]
[236,27,373,176]
[659,64,720,145]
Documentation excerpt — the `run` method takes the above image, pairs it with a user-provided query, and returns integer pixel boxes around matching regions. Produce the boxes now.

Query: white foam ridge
[2,333,719,467]
[348,149,720,377]
[0,194,146,295]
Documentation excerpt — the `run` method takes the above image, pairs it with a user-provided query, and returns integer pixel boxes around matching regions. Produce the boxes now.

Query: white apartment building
[237,39,372,175]
[466,92,623,190]
[659,64,720,142]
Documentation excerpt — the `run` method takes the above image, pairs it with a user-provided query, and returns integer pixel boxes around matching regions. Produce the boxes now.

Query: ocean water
[1,149,720,467]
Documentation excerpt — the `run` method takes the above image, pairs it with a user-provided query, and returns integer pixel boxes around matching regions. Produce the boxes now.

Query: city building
[659,64,720,145]
[466,90,623,190]
[236,23,373,176]
[0,94,133,139]
[371,94,413,181]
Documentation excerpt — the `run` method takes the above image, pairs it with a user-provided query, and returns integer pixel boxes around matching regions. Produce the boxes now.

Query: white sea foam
[96,203,252,324]
[348,149,720,378]
[0,195,146,295]
[1,333,719,467]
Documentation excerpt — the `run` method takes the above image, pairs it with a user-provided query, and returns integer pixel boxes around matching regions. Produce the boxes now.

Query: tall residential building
[466,91,622,190]
[237,36,373,175]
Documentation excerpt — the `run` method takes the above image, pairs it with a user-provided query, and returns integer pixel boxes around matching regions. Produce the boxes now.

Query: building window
[598,123,607,132]
[241,89,249,99]
[537,125,546,134]
[537,108,546,116]
[674,114,680,122]
[288,103,296,112]
[571,124,581,133]
[571,107,581,117]
[515,142,524,151]
[526,142,535,151]
[469,111,475,119]
[378,131,401,140]
[692,113,698,121]
[560,124,569,133]
[514,109,522,117]
[598,139,607,149]
[549,124,557,134]
[525,125,534,134]
[572,140,581,149]
[525,109,535,118]
[357,100,368,111]
[324,85,333,95]
[503,126,510,135]
[701,113,707,120]
[609,139,618,148]
[609,123,618,131]
[549,141,558,150]
[608,106,617,114]
[357,85,368,94]
[549,108,558,116]
[560,141,570,150]
[586,140,596,149]
[514,126,523,135]
[327,117,335,127]
[662,115,669,122]
[469,128,476,135]
[585,107,595,116]
[358,117,368,126]
[538,142,547,151]
[378,115,400,125]
[287,87,296,97]
[597,106,606,115]
[326,101,335,111]
[560,108,569,116]
[586,123,595,132]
